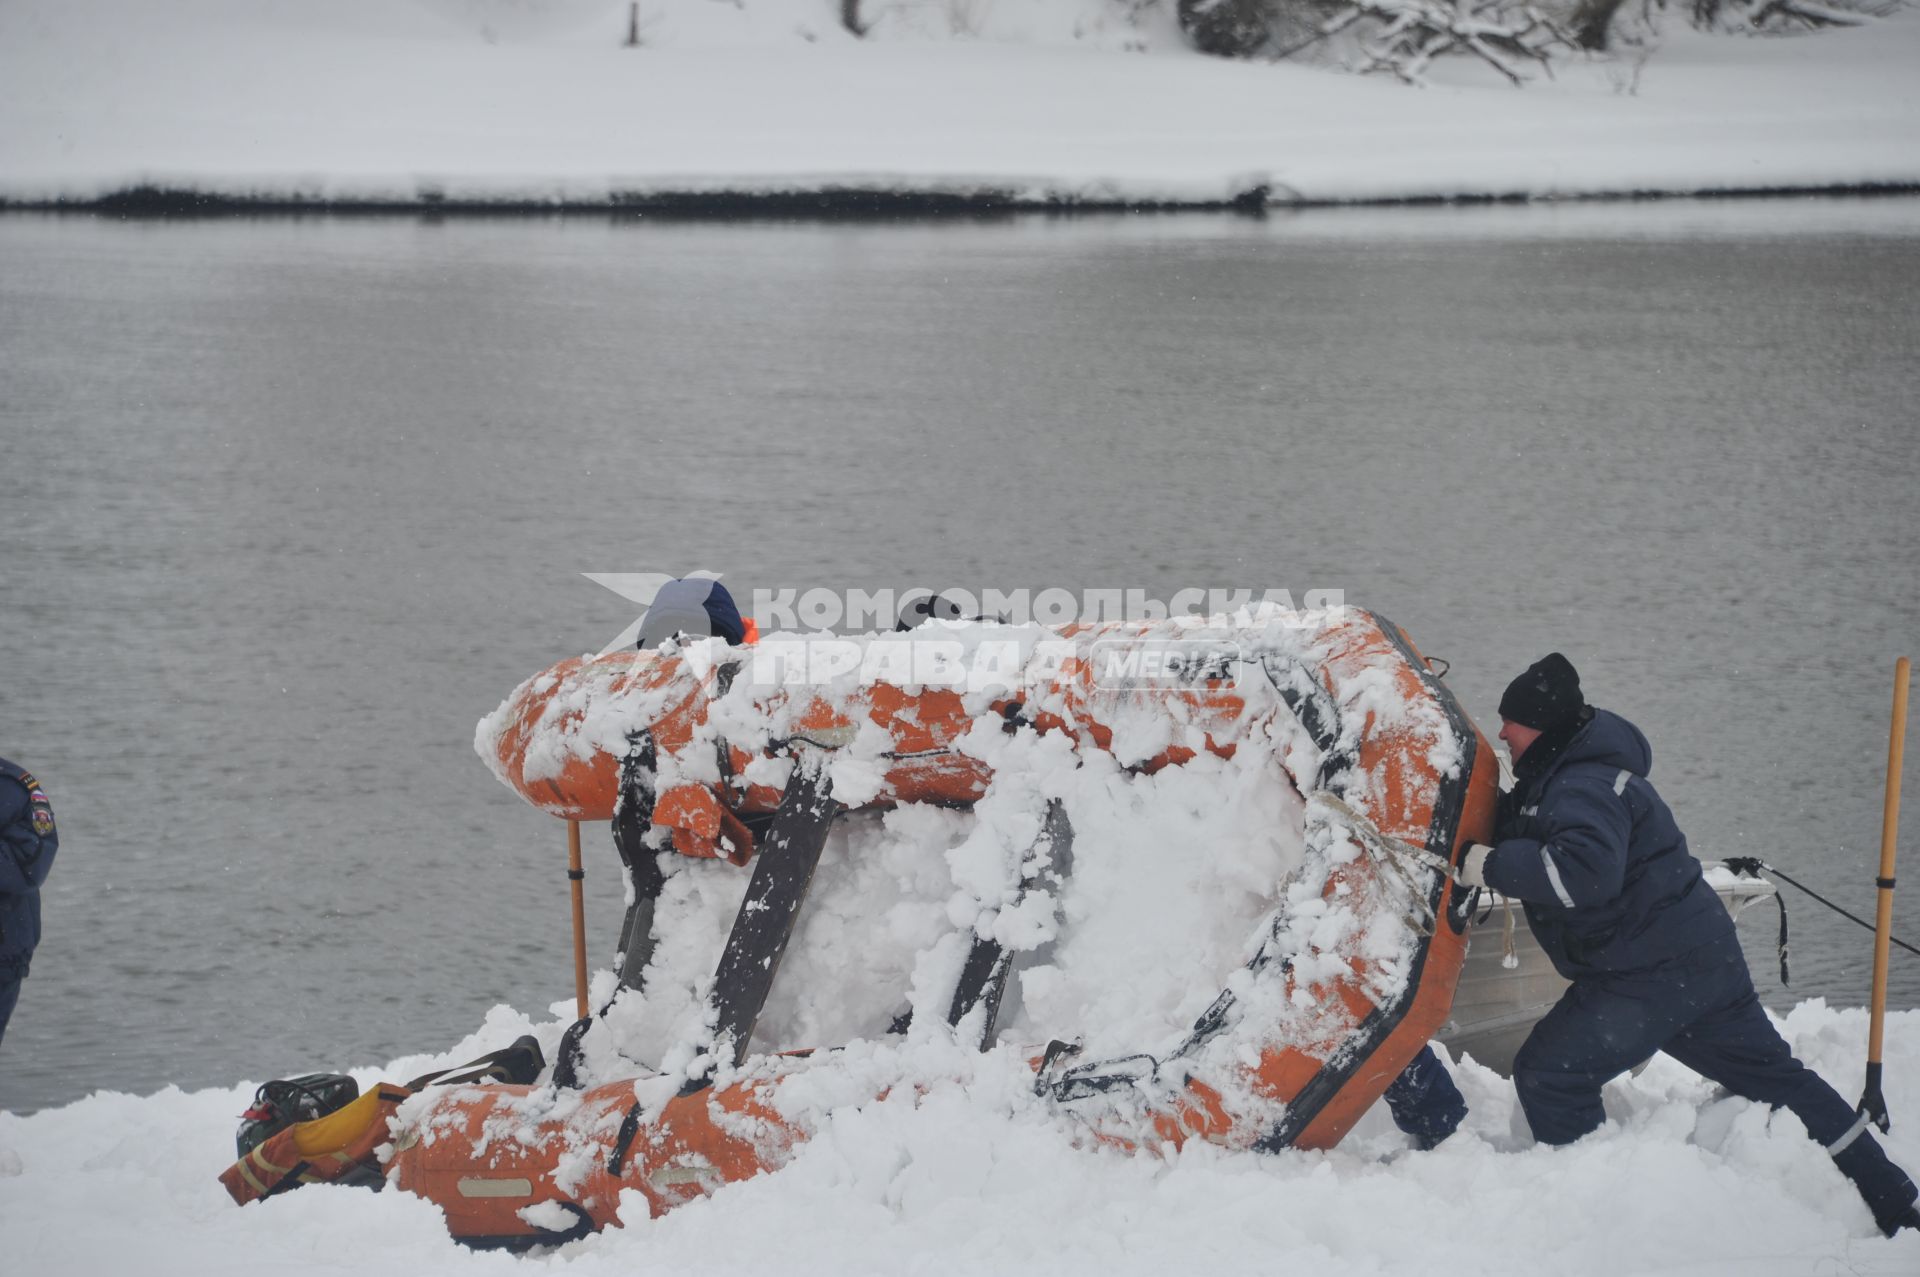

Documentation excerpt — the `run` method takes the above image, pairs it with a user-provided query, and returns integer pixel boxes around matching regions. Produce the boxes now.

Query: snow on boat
[375,608,1497,1245]
[220,607,1498,1246]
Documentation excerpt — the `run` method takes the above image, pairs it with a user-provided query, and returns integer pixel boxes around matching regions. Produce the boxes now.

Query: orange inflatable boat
[272,609,1495,1247]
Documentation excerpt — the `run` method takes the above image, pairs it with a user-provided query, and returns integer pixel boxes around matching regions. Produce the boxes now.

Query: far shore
[6,180,1918,221]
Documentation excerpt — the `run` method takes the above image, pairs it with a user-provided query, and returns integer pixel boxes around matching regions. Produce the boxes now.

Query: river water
[2,200,1918,1113]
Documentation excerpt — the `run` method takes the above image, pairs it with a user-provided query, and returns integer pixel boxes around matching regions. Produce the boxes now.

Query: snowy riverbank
[1,1,1917,210]
[1,999,1916,1274]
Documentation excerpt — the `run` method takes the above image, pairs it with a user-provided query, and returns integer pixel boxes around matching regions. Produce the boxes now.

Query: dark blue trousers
[0,973,19,1049]
[1385,1043,1467,1149]
[1514,931,1917,1229]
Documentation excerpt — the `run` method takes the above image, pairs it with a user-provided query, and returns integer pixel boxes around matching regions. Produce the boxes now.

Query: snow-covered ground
[1,1002,1916,1274]
[7,615,1920,1272]
[5,8,1920,1271]
[0,0,1916,206]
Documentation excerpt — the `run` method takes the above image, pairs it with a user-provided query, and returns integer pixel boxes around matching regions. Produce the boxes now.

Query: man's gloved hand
[1456,843,1495,889]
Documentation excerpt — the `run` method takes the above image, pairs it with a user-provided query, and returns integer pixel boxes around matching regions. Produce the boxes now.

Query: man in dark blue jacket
[1458,654,1918,1235]
[637,577,747,650]
[0,756,58,1048]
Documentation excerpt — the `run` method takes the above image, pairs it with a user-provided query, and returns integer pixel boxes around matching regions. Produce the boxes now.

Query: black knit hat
[1499,653,1586,732]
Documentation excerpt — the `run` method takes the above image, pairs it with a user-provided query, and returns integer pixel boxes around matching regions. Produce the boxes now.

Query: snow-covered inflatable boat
[234,608,1498,1247]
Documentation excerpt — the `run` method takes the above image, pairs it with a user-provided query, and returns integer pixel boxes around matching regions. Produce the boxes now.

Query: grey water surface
[2,199,1918,1113]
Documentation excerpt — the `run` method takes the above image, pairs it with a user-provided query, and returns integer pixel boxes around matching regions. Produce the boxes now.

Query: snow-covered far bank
[1,999,1917,1275]
[0,0,1917,211]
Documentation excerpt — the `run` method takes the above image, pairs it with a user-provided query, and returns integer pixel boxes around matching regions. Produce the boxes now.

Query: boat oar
[567,819,589,1022]
[1861,655,1910,1133]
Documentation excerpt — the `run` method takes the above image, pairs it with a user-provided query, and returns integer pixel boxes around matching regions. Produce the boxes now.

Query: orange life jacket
[219,1084,411,1205]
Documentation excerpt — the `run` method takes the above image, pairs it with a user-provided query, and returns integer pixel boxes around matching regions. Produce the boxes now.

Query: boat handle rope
[1308,791,1459,878]
[1307,791,1459,937]
[1723,856,1920,980]
[1719,857,1794,986]
[1043,1052,1165,1102]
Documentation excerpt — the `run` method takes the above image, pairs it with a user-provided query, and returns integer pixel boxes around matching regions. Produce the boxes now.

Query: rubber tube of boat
[1862,655,1909,1133]
[568,820,589,1022]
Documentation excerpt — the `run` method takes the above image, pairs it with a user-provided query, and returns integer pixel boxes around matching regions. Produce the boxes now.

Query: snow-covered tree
[1176,0,1898,77]
[1178,0,1571,82]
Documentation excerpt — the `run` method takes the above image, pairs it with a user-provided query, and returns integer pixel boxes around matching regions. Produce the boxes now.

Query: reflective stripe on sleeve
[233,1158,271,1197]
[1541,845,1577,908]
[1827,1111,1872,1156]
[249,1146,291,1176]
[1613,769,1631,795]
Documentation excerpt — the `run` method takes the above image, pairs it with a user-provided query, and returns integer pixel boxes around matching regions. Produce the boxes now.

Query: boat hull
[417,609,1498,1245]
[390,1078,797,1246]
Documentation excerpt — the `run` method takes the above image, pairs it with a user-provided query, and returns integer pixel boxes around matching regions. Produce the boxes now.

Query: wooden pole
[568,819,590,1021]
[1861,656,1910,1132]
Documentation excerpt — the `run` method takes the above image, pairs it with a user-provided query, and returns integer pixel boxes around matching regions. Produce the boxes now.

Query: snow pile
[4,1002,1918,1274]
[572,715,1307,1073]
[0,0,1915,205]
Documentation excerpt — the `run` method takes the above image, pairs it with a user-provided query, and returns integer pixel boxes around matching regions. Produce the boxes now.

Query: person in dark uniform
[637,577,747,650]
[1458,654,1919,1236]
[0,757,58,1049]
[1382,1043,1468,1150]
